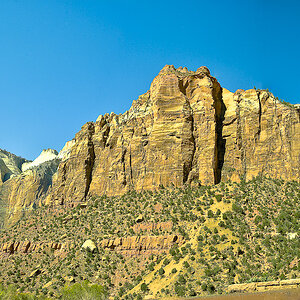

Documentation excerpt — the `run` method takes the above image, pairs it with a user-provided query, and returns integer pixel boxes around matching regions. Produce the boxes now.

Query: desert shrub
[158,267,165,275]
[140,283,149,293]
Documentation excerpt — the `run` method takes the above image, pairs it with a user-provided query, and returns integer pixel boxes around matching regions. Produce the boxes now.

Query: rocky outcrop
[0,150,29,228]
[1,65,300,224]
[226,278,300,293]
[100,234,183,256]
[0,235,181,257]
[132,221,173,233]
[48,65,299,207]
[0,149,28,183]
[0,159,60,227]
[0,240,69,255]
[0,142,75,227]
[22,149,58,172]
[221,88,300,182]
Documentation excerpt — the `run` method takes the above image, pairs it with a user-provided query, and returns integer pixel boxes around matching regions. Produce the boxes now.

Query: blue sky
[1,0,299,160]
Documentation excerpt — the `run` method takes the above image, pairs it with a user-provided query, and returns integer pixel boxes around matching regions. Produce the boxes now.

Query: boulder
[81,240,97,252]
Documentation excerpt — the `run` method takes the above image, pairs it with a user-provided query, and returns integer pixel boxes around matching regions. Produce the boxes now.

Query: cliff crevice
[84,122,96,200]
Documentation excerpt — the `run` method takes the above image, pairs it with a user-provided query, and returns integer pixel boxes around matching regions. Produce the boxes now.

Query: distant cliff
[1,65,299,226]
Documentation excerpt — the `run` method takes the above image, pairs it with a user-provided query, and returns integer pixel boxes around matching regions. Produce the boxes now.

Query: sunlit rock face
[0,149,60,227]
[48,65,300,207]
[1,65,299,225]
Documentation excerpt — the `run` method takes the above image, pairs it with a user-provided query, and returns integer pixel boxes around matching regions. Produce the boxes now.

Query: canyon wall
[1,65,299,224]
[48,65,300,207]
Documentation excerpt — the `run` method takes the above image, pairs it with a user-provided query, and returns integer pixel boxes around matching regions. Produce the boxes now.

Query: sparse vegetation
[0,177,299,298]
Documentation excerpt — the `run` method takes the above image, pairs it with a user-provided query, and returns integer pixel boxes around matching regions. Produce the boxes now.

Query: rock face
[1,65,300,224]
[0,143,75,227]
[0,149,28,183]
[0,159,60,227]
[48,65,300,206]
[22,149,58,172]
[0,150,29,227]
[0,235,181,257]
[226,278,300,293]
[0,240,68,256]
[221,88,300,182]
[100,234,182,256]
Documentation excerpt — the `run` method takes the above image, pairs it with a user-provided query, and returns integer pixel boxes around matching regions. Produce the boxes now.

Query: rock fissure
[213,87,226,184]
[121,139,127,186]
[256,92,262,141]
[129,145,133,185]
[183,105,196,184]
[84,122,95,200]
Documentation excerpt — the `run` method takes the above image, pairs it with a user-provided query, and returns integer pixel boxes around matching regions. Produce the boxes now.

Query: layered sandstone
[1,159,60,227]
[100,234,183,256]
[0,234,182,257]
[1,65,299,225]
[0,142,75,227]
[226,278,300,293]
[0,240,70,255]
[48,65,300,207]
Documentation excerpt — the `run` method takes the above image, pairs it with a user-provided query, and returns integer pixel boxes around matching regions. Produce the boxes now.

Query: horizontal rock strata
[132,221,173,233]
[0,240,70,255]
[226,278,300,293]
[100,234,183,256]
[0,234,182,257]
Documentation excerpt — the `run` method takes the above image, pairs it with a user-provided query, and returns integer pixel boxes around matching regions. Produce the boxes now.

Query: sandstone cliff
[0,159,60,227]
[0,149,28,182]
[0,149,62,227]
[1,65,299,224]
[0,150,29,227]
[21,149,58,172]
[0,142,76,227]
[48,65,300,206]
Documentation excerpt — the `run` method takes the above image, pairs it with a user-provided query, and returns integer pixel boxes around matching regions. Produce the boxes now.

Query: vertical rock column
[50,122,96,205]
[185,67,225,185]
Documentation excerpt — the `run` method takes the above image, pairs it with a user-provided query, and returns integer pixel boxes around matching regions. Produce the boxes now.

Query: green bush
[158,267,165,275]
[61,281,106,300]
[140,283,149,293]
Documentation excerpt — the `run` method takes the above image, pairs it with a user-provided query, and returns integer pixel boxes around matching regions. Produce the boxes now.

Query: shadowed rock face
[0,149,28,183]
[48,65,299,206]
[1,65,300,224]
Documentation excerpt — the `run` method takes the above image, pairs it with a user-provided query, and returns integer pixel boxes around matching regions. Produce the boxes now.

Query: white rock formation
[22,149,58,172]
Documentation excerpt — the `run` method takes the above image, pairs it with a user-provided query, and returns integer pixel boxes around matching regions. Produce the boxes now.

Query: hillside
[0,177,299,298]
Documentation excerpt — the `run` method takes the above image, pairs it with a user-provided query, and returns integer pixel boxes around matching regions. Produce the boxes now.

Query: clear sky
[1,0,299,160]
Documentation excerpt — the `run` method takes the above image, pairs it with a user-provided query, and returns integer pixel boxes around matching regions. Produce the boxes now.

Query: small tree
[141,282,149,293]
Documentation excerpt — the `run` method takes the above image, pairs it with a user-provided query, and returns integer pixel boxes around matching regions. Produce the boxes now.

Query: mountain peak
[21,149,58,172]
